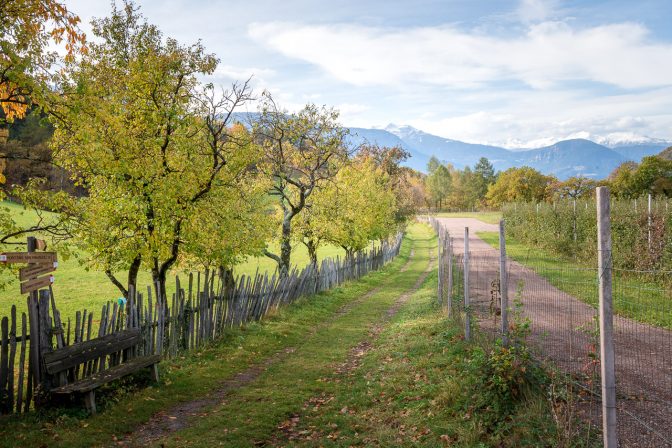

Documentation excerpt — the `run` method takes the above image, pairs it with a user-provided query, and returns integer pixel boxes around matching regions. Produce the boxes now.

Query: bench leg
[150,363,160,383]
[84,391,96,415]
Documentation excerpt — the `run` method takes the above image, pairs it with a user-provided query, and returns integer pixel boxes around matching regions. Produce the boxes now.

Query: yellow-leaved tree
[308,156,398,260]
[49,3,268,298]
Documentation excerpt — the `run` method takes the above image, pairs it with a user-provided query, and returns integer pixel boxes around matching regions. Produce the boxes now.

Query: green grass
[433,211,501,224]
[0,222,421,448]
[1,223,588,447]
[478,231,672,329]
[0,201,345,320]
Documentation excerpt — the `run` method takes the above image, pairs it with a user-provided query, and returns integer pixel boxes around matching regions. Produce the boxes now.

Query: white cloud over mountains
[248,20,672,90]
[248,17,672,147]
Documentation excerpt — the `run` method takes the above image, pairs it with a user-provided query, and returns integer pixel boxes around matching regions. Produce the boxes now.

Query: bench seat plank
[51,354,161,394]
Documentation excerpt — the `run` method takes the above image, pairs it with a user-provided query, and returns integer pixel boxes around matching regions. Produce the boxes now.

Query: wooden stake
[596,187,618,448]
[499,220,509,346]
[464,227,470,341]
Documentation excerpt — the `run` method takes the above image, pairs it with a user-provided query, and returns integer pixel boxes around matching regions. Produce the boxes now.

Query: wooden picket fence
[0,233,403,414]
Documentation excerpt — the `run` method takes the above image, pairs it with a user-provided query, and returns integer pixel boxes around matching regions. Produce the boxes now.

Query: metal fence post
[597,186,618,448]
[499,220,508,346]
[464,227,470,341]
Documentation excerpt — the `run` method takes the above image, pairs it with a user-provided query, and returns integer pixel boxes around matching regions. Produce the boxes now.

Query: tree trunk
[303,238,320,293]
[152,267,168,303]
[305,239,318,269]
[127,255,142,297]
[219,265,236,299]
[279,214,292,277]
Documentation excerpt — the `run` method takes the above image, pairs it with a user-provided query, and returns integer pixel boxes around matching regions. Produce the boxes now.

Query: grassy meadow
[0,201,345,319]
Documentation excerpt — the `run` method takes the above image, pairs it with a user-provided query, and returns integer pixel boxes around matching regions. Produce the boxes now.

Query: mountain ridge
[230,113,670,180]
[351,125,671,179]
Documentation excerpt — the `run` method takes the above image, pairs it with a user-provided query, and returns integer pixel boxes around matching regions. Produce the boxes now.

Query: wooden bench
[43,328,160,414]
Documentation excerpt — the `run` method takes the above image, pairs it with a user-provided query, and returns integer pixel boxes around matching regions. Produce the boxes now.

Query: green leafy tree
[358,144,414,223]
[50,3,259,298]
[309,156,397,259]
[427,156,441,174]
[608,161,639,198]
[472,157,497,202]
[631,156,672,197]
[486,166,555,207]
[552,176,597,200]
[426,164,451,209]
[254,92,350,276]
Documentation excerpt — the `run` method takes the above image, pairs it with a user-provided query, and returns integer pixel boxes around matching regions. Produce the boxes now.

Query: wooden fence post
[437,229,443,306]
[447,237,453,317]
[499,220,508,346]
[25,237,42,401]
[464,227,470,341]
[597,186,618,448]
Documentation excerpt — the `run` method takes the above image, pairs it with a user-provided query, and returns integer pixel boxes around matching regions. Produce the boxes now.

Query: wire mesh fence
[430,214,672,448]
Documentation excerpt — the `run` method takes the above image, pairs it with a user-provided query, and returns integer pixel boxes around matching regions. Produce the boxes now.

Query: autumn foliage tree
[0,0,85,124]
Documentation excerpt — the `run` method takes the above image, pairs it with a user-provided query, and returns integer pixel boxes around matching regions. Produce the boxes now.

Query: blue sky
[66,0,672,147]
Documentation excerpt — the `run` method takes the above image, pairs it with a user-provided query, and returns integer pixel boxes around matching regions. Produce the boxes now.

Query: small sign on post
[19,262,58,281]
[20,275,54,295]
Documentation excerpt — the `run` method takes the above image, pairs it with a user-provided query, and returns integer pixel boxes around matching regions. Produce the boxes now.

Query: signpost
[19,262,58,281]
[0,237,58,406]
[0,243,56,295]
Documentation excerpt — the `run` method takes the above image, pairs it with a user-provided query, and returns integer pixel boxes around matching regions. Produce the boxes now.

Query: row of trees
[424,156,496,210]
[424,152,672,210]
[0,2,414,299]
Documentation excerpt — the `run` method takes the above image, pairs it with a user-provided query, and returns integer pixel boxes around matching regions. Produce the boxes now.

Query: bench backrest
[44,328,141,375]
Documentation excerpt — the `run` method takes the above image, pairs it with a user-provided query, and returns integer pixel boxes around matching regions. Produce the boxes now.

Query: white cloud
[248,20,672,90]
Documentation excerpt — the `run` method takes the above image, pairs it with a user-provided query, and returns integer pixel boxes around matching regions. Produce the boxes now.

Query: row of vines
[502,197,672,274]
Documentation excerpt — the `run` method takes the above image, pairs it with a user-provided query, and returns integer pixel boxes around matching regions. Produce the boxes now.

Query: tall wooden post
[597,187,618,448]
[499,220,508,346]
[447,237,453,317]
[437,228,443,306]
[26,237,41,390]
[464,227,470,341]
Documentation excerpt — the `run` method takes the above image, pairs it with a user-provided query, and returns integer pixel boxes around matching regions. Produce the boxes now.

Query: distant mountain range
[230,113,670,180]
[349,124,671,180]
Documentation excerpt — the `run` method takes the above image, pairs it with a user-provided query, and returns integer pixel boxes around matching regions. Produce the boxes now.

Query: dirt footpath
[437,217,672,448]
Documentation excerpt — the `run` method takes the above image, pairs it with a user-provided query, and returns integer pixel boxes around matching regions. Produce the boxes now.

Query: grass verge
[478,231,671,328]
[256,268,596,447]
